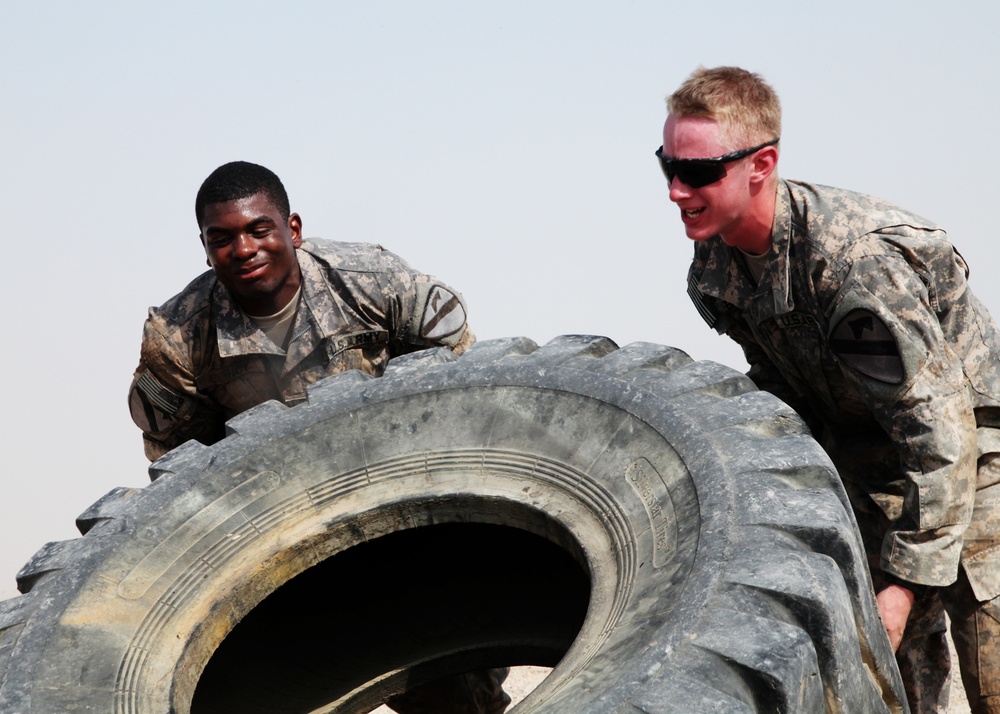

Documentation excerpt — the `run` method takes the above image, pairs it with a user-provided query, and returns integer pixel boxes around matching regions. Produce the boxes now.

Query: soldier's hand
[876,583,916,652]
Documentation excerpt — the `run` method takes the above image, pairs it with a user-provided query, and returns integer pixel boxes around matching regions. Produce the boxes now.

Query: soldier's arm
[128,316,226,461]
[829,247,978,588]
[403,277,475,354]
[365,247,475,356]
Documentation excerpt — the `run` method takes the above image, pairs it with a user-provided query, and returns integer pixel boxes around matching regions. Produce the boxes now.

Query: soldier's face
[661,115,759,248]
[199,193,303,315]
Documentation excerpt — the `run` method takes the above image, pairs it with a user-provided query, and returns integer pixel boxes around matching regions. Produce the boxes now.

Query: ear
[749,145,779,186]
[199,232,212,267]
[288,212,303,248]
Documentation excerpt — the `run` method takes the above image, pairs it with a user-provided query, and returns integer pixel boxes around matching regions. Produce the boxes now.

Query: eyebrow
[204,215,276,235]
[657,138,780,163]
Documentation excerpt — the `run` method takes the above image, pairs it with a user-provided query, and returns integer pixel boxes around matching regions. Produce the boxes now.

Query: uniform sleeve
[127,312,226,461]
[828,247,978,587]
[369,248,475,356]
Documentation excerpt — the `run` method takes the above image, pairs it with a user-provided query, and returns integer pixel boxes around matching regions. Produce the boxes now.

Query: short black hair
[195,161,290,226]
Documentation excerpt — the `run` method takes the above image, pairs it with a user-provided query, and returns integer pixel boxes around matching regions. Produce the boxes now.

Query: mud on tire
[0,336,907,713]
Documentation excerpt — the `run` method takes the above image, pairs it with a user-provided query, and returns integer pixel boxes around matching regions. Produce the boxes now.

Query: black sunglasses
[654,138,779,188]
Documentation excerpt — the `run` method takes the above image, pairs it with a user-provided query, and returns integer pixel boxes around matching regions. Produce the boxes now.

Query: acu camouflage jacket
[689,179,1000,597]
[129,239,473,461]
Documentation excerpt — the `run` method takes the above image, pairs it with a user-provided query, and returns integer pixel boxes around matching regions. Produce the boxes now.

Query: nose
[668,177,692,203]
[232,234,259,259]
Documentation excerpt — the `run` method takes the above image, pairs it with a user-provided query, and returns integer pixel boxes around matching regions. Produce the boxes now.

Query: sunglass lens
[656,149,726,189]
[677,162,725,188]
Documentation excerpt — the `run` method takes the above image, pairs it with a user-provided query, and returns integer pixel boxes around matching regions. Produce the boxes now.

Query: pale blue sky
[2,1,998,598]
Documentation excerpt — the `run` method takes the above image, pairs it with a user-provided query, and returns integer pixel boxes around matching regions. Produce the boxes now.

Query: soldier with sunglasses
[661,66,1000,713]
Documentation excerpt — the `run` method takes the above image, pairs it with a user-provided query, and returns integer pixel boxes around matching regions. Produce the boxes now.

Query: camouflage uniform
[129,238,509,714]
[129,239,474,460]
[688,180,1000,714]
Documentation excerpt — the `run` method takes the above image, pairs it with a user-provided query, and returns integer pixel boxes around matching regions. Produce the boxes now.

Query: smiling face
[199,192,303,315]
[662,114,778,254]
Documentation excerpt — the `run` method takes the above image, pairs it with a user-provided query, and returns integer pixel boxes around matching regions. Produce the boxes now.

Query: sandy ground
[369,666,551,713]
[947,627,971,714]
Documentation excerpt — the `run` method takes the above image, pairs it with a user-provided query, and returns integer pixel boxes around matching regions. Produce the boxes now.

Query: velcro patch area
[687,272,719,329]
[130,369,189,434]
[420,285,466,343]
[829,309,904,384]
[135,370,185,415]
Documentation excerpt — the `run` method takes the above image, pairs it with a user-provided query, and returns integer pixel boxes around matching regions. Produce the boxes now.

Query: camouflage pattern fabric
[688,179,1000,711]
[129,237,506,713]
[129,239,474,460]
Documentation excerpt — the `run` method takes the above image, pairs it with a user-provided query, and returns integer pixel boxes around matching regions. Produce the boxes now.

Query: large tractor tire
[0,336,907,713]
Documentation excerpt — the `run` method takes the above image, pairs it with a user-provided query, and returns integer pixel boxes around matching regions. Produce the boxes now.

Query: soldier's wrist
[884,573,929,600]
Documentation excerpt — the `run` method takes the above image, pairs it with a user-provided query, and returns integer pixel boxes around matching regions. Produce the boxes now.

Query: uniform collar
[212,282,282,358]
[768,179,796,315]
[695,180,796,316]
[282,246,348,367]
[213,248,343,360]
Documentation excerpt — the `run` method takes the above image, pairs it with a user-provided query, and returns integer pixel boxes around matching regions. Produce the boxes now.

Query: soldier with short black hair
[129,161,475,460]
[660,66,1000,714]
[128,161,508,714]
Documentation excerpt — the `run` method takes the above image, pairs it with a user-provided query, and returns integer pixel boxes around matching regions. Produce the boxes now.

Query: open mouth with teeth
[683,208,705,219]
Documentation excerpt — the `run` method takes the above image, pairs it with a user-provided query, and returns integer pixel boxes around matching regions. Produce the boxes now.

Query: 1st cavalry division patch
[829,309,904,384]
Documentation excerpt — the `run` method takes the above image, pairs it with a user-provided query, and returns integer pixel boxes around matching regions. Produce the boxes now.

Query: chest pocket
[196,358,282,417]
[757,311,829,375]
[749,299,843,411]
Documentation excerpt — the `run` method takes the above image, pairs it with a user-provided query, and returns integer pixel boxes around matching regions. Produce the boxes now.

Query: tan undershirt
[246,286,302,351]
[738,247,770,286]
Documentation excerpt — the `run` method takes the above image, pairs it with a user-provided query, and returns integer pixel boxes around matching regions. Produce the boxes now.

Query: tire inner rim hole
[192,521,591,713]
